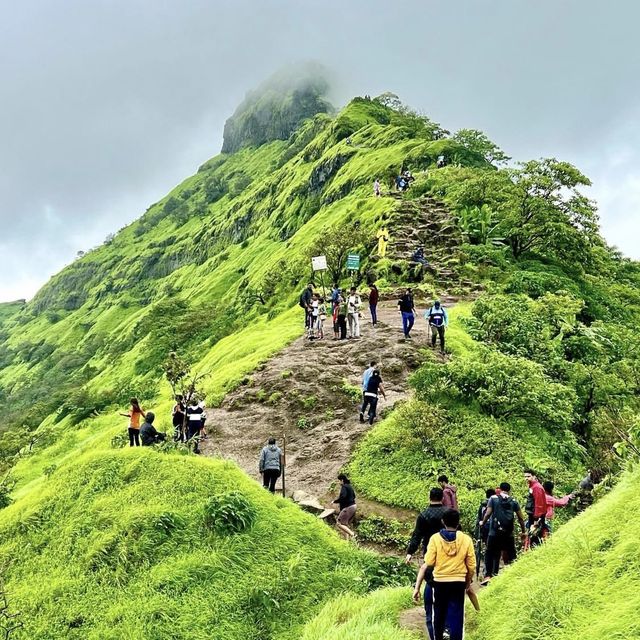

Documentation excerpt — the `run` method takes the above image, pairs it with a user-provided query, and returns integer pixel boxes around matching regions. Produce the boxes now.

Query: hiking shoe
[480,577,492,587]
[369,416,375,425]
[359,413,365,423]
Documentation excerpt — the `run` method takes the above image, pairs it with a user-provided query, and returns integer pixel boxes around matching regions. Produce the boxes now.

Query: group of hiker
[299,283,449,352]
[121,395,208,453]
[406,469,592,640]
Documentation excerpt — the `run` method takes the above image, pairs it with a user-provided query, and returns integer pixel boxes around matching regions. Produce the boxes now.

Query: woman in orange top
[120,397,145,447]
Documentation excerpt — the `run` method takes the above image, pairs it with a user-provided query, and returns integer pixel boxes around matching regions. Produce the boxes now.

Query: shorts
[337,504,356,525]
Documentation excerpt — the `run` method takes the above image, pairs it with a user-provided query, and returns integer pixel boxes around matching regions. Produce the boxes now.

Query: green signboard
[346,254,360,270]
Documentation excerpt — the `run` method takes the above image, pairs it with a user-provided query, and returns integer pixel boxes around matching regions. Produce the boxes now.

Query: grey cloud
[2,0,640,300]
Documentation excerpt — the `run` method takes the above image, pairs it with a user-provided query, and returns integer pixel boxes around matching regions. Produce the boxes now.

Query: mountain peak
[221,62,333,153]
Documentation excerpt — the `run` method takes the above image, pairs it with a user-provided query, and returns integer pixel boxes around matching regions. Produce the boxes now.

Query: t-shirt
[172,402,185,427]
[334,483,356,510]
[407,504,448,555]
[129,408,145,429]
[369,288,379,305]
[186,405,204,424]
[398,294,414,314]
[365,374,383,395]
[347,294,361,314]
[362,366,375,391]
[312,300,319,317]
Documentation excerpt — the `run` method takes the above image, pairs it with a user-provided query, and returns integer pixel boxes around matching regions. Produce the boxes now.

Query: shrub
[203,491,257,534]
[340,380,362,404]
[297,417,312,430]
[301,395,318,410]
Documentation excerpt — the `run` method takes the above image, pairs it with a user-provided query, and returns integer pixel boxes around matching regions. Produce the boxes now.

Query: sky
[1,0,639,301]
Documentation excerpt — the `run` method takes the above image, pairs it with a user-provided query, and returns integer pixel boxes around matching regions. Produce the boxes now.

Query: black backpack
[492,495,516,533]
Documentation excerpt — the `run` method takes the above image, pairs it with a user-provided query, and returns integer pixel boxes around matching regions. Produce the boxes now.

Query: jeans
[370,303,378,325]
[187,423,201,453]
[262,468,281,493]
[431,324,445,351]
[402,311,415,337]
[128,428,140,447]
[484,531,517,577]
[347,312,360,337]
[432,581,466,640]
[361,394,378,424]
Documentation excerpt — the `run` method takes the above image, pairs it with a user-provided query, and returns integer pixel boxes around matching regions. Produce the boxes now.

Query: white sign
[311,255,327,271]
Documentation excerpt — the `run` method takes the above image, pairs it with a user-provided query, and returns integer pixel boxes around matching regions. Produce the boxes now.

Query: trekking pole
[281,433,287,498]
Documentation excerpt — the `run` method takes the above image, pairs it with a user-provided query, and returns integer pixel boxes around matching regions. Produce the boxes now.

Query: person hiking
[310,293,320,339]
[398,288,416,339]
[140,412,166,446]
[120,398,145,447]
[185,398,204,453]
[172,394,186,442]
[369,284,379,326]
[299,282,314,337]
[198,400,208,440]
[437,155,446,168]
[361,360,377,400]
[576,470,595,512]
[360,369,386,425]
[373,178,381,197]
[317,297,326,339]
[524,469,547,548]
[543,481,574,536]
[332,474,356,540]
[406,488,448,564]
[476,489,496,548]
[330,284,340,305]
[258,437,283,494]
[425,300,448,353]
[413,509,476,640]
[438,475,458,511]
[346,287,361,338]
[479,482,526,585]
[337,295,348,340]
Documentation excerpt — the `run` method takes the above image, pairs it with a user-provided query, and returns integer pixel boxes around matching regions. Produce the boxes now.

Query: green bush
[203,491,258,534]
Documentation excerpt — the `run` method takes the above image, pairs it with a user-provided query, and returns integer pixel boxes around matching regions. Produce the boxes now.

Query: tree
[308,224,366,285]
[452,129,511,165]
[499,159,600,262]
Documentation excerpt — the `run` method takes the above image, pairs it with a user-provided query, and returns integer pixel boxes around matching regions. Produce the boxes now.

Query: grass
[0,450,379,640]
[467,467,640,640]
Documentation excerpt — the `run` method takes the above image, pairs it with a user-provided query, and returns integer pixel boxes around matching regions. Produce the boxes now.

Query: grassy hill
[1,72,640,639]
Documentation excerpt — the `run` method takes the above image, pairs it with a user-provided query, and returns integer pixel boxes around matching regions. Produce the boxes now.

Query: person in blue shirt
[361,360,377,401]
[425,300,448,353]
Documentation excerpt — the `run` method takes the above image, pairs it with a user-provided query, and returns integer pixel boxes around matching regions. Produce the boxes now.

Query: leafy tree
[452,129,511,165]
[458,204,503,245]
[308,224,366,285]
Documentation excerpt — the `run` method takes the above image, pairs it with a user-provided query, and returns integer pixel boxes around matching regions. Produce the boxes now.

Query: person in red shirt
[524,469,547,548]
[368,284,379,326]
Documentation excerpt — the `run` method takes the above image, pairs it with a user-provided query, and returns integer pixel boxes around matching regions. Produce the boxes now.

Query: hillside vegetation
[1,70,640,640]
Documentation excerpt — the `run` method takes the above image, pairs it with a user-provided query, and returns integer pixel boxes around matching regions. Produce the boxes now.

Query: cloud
[1,0,640,300]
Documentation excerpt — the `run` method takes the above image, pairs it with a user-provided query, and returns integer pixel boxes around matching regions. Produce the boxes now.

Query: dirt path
[201,297,457,499]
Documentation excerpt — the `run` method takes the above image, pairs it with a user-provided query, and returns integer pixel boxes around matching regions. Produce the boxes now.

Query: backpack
[492,495,516,533]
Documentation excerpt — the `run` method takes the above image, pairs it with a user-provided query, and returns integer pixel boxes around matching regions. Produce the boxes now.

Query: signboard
[346,254,360,270]
[311,255,327,271]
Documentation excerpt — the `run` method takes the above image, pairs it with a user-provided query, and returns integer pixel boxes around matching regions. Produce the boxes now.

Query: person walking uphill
[398,288,416,339]
[425,300,448,353]
[438,475,458,511]
[360,369,386,425]
[120,398,145,447]
[480,482,526,585]
[332,474,357,540]
[259,438,283,493]
[413,510,476,640]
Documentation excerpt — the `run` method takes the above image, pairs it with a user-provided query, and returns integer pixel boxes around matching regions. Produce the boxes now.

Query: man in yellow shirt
[413,510,476,640]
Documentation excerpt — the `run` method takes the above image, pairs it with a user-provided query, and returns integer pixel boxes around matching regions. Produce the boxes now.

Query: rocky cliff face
[221,65,332,153]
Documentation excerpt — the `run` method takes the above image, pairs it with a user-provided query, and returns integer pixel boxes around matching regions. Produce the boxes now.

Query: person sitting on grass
[413,509,476,640]
[140,412,166,446]
[332,474,357,540]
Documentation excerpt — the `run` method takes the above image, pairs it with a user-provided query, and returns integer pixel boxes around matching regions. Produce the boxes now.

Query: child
[310,294,319,339]
[317,297,326,339]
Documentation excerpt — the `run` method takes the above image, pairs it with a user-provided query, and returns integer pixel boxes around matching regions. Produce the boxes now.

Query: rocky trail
[201,298,456,503]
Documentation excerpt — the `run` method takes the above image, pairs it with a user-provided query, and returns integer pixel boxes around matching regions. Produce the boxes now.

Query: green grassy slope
[0,450,379,640]
[467,466,640,640]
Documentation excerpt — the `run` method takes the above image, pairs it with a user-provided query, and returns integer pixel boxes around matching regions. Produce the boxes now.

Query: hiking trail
[201,298,457,504]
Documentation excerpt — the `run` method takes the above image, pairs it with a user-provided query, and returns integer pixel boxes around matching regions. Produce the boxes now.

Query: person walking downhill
[120,398,145,447]
[360,369,386,425]
[413,509,476,640]
[425,300,448,353]
[369,284,379,326]
[398,288,416,339]
[332,474,357,540]
[347,287,362,338]
[438,475,458,511]
[479,482,526,585]
[524,469,547,548]
[259,437,283,494]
